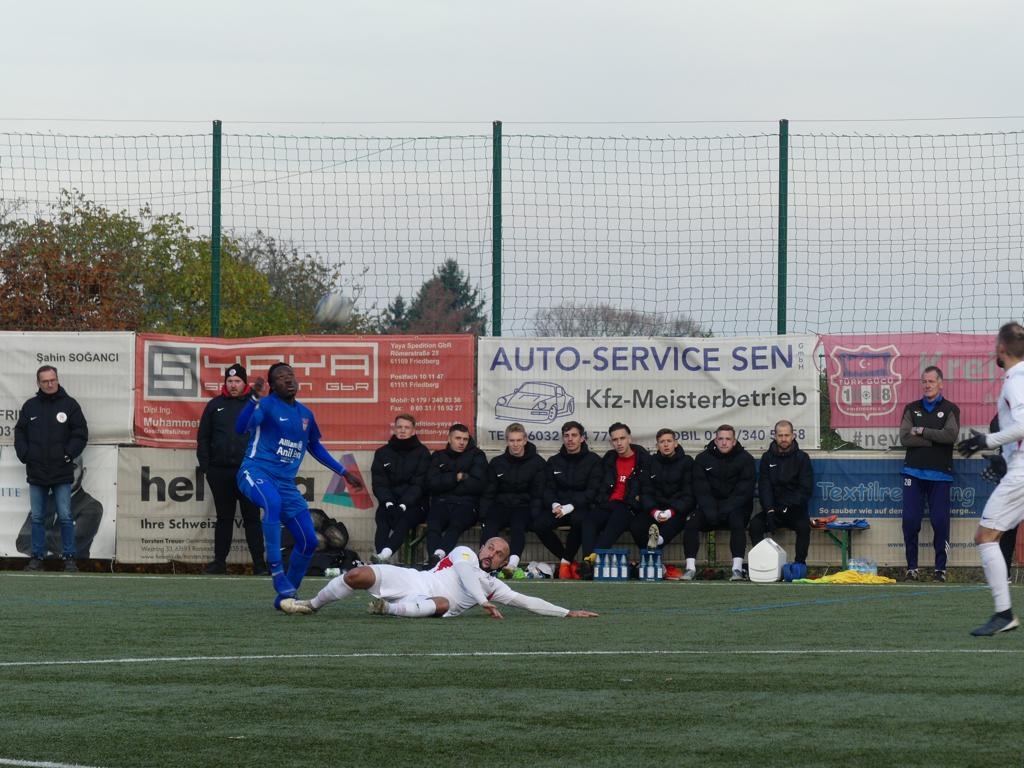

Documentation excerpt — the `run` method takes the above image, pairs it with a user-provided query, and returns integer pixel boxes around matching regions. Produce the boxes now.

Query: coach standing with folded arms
[899,365,960,583]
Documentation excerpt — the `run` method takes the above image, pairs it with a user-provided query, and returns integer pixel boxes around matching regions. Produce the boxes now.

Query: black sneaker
[904,568,920,581]
[933,570,946,583]
[24,557,43,571]
[252,562,269,576]
[63,558,78,573]
[577,560,594,581]
[203,561,227,575]
[970,613,1020,636]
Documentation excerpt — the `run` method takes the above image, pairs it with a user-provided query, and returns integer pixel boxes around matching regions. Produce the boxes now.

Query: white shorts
[368,563,430,602]
[980,461,1024,532]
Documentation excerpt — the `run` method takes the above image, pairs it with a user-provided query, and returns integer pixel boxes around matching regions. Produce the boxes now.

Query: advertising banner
[808,453,991,567]
[0,332,135,445]
[116,447,378,563]
[812,455,988,520]
[821,333,1000,449]
[134,334,476,450]
[476,336,820,452]
[0,444,119,559]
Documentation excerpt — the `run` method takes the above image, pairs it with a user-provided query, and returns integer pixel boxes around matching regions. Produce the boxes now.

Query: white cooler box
[748,537,788,583]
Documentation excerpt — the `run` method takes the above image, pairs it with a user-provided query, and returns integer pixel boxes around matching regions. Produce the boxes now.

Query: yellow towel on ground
[793,570,896,584]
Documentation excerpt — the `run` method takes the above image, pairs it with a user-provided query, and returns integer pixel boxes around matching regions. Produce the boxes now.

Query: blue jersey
[237,393,323,480]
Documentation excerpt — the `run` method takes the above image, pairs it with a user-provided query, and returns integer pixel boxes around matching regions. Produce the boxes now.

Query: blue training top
[235,392,346,480]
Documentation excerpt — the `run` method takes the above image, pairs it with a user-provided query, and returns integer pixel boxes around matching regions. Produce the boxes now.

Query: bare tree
[533,302,709,337]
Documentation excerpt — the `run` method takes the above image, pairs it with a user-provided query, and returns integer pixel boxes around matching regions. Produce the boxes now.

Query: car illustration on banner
[494,381,575,423]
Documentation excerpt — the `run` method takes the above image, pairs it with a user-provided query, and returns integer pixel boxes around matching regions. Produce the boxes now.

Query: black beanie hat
[225,364,247,383]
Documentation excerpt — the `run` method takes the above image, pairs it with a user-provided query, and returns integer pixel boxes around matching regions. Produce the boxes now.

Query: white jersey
[978,361,1024,532]
[988,361,1024,466]
[370,545,569,618]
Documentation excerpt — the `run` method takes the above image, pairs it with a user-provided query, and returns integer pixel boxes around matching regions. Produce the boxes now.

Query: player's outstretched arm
[481,602,504,619]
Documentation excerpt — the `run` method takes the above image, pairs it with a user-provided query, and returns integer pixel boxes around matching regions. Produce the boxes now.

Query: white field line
[1,647,1022,669]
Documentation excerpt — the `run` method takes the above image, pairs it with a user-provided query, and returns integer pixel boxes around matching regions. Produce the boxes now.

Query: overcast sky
[3,0,1022,133]
[3,1,1022,338]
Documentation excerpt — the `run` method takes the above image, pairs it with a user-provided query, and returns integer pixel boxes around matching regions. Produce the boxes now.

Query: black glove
[957,430,988,457]
[982,454,1008,485]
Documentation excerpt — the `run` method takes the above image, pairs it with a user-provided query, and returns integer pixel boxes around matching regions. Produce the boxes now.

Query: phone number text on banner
[134,334,476,449]
[476,336,820,452]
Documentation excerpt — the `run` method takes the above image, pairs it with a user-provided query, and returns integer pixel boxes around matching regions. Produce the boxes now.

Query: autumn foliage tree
[0,191,369,335]
[0,219,140,330]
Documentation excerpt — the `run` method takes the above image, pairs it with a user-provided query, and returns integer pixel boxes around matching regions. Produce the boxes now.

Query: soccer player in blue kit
[236,362,363,609]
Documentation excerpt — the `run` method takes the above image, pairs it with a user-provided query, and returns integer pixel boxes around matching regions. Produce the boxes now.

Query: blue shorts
[237,467,308,523]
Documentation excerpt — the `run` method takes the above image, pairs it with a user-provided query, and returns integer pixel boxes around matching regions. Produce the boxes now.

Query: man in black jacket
[479,423,546,576]
[425,423,488,567]
[14,365,89,572]
[196,364,266,575]
[749,420,814,566]
[541,421,603,580]
[685,424,756,581]
[639,428,695,556]
[583,422,652,573]
[899,366,960,582]
[370,413,431,563]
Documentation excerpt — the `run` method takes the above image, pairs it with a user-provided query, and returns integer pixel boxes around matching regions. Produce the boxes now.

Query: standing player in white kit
[958,322,1024,636]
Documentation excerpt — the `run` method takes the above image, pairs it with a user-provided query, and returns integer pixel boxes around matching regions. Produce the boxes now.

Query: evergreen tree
[380,259,487,334]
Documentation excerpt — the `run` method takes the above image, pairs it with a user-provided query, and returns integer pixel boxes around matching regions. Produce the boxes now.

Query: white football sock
[508,554,520,570]
[378,547,393,560]
[979,541,1012,612]
[311,575,354,610]
[732,557,743,571]
[391,598,439,618]
[685,558,696,571]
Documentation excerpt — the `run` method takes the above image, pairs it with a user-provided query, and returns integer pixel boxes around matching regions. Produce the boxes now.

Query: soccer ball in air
[313,290,354,328]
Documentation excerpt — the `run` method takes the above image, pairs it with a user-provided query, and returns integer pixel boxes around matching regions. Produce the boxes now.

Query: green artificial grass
[1,572,1021,767]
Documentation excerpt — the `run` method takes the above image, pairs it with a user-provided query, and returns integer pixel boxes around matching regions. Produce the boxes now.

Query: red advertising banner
[134,334,476,449]
[821,333,1000,449]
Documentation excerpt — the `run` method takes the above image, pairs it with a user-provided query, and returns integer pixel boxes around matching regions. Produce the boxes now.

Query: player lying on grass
[279,536,599,619]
